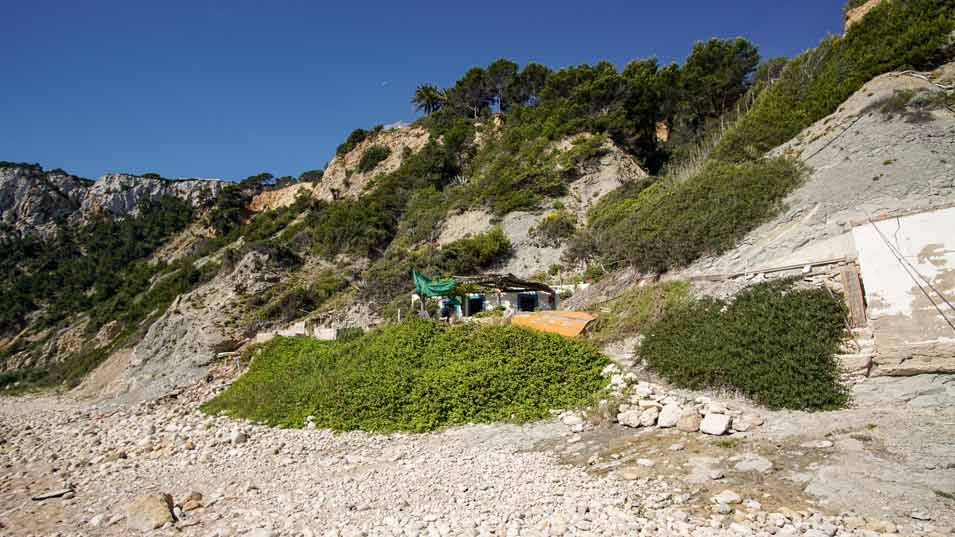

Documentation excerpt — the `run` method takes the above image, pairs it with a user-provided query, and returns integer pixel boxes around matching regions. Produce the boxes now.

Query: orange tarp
[511,310,597,338]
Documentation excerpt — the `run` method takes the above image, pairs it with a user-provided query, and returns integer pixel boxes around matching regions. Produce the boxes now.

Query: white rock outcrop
[0,164,225,238]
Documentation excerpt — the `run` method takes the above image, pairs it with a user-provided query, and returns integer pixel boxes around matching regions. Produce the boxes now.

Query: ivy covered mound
[202,319,610,432]
[641,279,849,411]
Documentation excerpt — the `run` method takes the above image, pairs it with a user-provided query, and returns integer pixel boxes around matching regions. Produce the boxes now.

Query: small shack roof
[454,273,557,296]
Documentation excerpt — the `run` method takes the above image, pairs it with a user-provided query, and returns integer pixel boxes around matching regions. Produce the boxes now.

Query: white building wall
[852,207,955,375]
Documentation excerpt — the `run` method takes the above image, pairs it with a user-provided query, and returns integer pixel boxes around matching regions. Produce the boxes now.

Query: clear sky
[1,0,846,181]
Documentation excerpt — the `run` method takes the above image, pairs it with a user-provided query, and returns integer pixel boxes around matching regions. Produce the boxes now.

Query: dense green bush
[335,127,372,156]
[0,368,47,392]
[578,157,804,272]
[299,169,324,182]
[307,199,396,258]
[641,279,849,410]
[712,0,955,162]
[207,184,250,235]
[357,145,391,173]
[437,227,512,275]
[201,319,609,432]
[530,210,577,246]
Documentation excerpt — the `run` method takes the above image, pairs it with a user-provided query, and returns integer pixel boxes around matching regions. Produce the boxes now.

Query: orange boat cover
[511,310,597,338]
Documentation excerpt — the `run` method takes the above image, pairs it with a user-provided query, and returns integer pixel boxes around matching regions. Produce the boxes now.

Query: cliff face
[318,125,430,200]
[248,125,430,212]
[0,165,88,238]
[0,165,226,238]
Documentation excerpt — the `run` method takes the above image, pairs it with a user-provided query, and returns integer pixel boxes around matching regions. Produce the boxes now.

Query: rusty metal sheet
[511,310,597,338]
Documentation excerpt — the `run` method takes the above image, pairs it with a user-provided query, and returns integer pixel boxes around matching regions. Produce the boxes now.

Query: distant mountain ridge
[0,163,226,238]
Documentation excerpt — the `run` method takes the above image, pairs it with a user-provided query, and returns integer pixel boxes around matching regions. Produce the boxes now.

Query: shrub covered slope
[202,319,609,432]
[641,279,849,410]
[5,0,952,396]
[571,0,955,273]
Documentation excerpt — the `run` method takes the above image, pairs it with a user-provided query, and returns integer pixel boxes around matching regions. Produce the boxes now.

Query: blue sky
[1,0,846,181]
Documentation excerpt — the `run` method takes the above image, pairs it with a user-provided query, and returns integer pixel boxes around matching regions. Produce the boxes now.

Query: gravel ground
[2,368,954,537]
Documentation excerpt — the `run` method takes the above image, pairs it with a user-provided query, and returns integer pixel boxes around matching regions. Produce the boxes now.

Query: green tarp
[412,270,458,297]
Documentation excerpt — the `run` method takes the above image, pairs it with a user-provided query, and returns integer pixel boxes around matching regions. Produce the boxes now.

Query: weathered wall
[853,207,955,376]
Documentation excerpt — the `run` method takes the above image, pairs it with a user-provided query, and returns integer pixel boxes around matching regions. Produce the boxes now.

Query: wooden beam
[841,265,867,328]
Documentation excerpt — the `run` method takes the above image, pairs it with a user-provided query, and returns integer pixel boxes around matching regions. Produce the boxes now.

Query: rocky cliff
[0,164,226,238]
[248,125,430,212]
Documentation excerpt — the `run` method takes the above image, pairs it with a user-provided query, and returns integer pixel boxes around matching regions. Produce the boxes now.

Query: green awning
[412,269,458,297]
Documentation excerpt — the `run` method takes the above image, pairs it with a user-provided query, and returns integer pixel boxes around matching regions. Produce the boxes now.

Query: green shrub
[336,128,371,156]
[299,169,324,182]
[530,210,577,246]
[357,145,392,174]
[712,0,955,162]
[557,134,610,170]
[201,319,609,432]
[307,198,396,258]
[581,157,804,272]
[641,279,849,410]
[437,227,512,275]
[0,368,47,392]
[208,185,249,235]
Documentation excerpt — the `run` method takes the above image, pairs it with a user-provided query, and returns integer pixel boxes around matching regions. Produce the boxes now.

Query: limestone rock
[617,410,643,428]
[732,414,764,432]
[657,403,682,428]
[734,454,774,473]
[700,414,732,436]
[126,494,175,532]
[0,166,224,239]
[677,411,702,433]
[230,430,249,445]
[639,406,660,427]
[712,490,742,505]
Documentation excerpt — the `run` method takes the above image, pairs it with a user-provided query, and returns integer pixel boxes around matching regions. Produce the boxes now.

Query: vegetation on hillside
[641,279,849,410]
[585,281,691,346]
[202,319,609,432]
[712,0,954,163]
[0,197,196,337]
[6,0,952,396]
[571,0,955,273]
[571,157,805,272]
[530,210,577,246]
[360,227,512,305]
[357,144,391,173]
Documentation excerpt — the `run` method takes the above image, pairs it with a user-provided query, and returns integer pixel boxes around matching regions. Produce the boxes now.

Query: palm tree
[412,84,446,115]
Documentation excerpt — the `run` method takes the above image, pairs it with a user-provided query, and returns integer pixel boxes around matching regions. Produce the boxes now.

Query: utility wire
[867,219,955,334]
[872,218,955,315]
